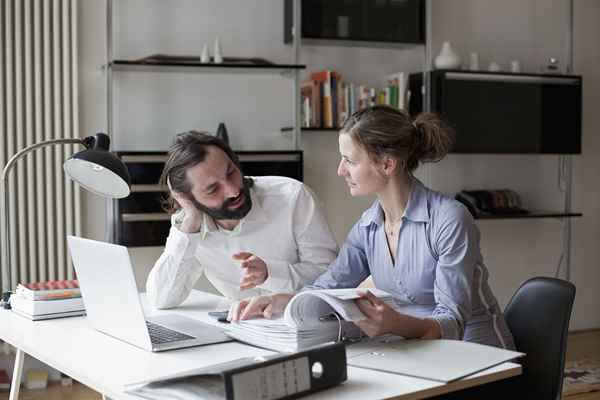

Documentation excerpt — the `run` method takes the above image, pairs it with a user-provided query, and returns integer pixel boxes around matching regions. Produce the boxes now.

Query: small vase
[200,44,210,63]
[213,37,223,64]
[434,41,461,70]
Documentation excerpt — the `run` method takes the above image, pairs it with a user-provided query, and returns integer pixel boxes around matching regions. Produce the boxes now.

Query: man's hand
[233,252,268,290]
[354,290,400,337]
[228,293,294,321]
[168,179,203,233]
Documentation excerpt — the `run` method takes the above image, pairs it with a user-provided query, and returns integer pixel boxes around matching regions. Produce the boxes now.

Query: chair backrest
[504,277,576,399]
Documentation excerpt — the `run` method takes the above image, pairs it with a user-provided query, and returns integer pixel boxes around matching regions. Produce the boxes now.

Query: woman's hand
[354,290,400,337]
[354,290,442,339]
[228,293,294,321]
[168,180,203,233]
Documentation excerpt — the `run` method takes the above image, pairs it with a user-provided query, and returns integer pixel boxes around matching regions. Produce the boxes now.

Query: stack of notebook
[11,279,85,320]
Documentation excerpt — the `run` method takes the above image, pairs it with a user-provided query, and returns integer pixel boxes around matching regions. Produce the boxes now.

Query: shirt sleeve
[429,204,478,340]
[257,184,339,293]
[145,212,206,309]
[304,220,371,290]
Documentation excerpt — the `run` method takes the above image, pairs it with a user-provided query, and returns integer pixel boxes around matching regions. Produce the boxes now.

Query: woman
[229,105,514,349]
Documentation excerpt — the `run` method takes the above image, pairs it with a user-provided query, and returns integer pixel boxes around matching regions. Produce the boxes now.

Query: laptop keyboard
[146,321,195,344]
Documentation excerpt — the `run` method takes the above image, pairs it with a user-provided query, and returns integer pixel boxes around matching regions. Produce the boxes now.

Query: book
[16,279,81,301]
[310,70,342,128]
[125,342,347,400]
[11,294,85,316]
[300,81,313,127]
[226,289,394,353]
[12,309,86,321]
[385,71,407,110]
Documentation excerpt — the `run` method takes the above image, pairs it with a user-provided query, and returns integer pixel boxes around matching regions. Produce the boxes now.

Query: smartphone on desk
[208,310,230,323]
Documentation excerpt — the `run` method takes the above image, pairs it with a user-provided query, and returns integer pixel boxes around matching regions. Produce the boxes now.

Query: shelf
[281,127,340,132]
[475,211,582,220]
[110,60,305,74]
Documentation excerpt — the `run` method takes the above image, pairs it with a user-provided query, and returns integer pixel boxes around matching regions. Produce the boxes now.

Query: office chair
[504,277,576,399]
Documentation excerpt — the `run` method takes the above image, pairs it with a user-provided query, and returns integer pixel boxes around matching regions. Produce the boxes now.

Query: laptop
[66,235,232,352]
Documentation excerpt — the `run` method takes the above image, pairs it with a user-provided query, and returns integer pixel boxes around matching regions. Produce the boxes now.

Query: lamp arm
[1,137,85,293]
[2,138,85,181]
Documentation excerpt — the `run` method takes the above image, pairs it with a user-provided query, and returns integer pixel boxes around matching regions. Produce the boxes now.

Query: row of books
[11,279,85,321]
[300,70,409,129]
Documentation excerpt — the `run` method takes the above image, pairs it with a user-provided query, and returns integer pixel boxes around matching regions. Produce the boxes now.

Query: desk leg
[9,348,24,400]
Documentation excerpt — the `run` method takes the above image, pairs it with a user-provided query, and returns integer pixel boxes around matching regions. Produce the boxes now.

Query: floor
[1,330,599,400]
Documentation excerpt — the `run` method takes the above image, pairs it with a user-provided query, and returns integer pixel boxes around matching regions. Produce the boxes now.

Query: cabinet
[284,0,425,45]
[409,70,582,154]
[113,151,303,247]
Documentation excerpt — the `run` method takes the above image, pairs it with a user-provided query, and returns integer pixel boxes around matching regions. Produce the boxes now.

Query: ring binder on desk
[125,342,347,400]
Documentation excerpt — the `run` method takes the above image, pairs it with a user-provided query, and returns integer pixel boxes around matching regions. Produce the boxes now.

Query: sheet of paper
[347,339,524,383]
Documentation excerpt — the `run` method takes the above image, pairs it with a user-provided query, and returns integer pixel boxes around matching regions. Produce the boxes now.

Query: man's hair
[160,130,251,214]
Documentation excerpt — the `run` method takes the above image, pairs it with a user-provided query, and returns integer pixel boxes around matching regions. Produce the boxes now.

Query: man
[146,131,338,308]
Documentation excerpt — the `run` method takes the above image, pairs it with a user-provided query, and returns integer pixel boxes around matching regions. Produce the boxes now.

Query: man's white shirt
[146,176,339,308]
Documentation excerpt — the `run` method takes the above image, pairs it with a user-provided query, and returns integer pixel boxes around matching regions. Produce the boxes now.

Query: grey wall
[79,0,600,329]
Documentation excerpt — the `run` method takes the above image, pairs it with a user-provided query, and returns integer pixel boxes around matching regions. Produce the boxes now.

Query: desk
[0,290,521,400]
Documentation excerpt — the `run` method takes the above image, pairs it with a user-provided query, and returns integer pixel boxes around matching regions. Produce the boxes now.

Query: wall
[79,0,600,329]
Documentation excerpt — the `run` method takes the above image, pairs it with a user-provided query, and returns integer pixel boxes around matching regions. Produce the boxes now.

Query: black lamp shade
[63,148,131,199]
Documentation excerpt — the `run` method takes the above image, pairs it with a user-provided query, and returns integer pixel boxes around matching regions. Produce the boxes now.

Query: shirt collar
[403,178,430,223]
[359,177,430,227]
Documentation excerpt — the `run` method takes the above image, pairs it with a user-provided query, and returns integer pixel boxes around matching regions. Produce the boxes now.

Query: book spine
[323,71,333,128]
[331,73,338,127]
[311,80,320,127]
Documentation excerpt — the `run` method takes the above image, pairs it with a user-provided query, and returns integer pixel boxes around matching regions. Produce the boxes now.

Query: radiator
[0,0,81,290]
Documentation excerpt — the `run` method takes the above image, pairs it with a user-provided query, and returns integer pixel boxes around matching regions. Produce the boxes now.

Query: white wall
[79,0,600,329]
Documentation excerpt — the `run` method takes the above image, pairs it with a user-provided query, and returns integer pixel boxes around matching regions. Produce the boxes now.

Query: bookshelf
[105,0,306,152]
[104,0,306,244]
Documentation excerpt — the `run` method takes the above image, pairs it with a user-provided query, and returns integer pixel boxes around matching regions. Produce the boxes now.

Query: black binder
[125,342,347,400]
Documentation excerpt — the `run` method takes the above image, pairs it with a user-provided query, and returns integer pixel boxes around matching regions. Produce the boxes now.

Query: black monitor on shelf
[284,0,425,45]
[409,70,582,154]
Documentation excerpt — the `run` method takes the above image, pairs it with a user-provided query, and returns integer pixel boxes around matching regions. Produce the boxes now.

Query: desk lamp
[1,133,130,298]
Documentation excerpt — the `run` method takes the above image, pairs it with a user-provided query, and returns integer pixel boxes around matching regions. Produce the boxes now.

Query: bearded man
[146,131,338,308]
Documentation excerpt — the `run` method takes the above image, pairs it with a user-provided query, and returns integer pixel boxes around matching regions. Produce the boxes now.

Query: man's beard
[190,179,253,220]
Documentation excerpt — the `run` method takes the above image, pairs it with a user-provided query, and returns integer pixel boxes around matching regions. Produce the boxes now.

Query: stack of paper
[226,289,391,353]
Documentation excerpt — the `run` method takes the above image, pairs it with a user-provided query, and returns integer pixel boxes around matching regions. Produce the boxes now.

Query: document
[346,336,524,383]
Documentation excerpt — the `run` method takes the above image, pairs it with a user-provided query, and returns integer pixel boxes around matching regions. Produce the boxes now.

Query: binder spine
[225,342,347,400]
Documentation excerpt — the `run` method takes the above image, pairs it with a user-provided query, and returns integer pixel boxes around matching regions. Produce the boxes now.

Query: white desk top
[0,290,521,400]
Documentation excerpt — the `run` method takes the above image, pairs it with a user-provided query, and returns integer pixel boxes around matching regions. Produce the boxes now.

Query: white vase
[200,44,210,63]
[213,37,223,64]
[434,41,461,69]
